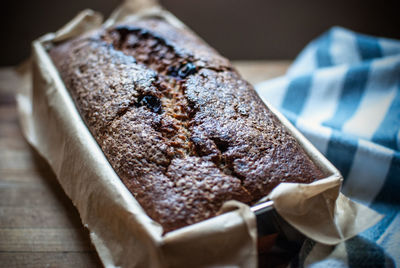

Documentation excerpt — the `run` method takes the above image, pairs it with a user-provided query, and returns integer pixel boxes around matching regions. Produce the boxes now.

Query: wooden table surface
[0,61,290,268]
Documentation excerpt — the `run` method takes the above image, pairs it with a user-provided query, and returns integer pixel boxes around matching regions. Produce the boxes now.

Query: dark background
[1,0,400,66]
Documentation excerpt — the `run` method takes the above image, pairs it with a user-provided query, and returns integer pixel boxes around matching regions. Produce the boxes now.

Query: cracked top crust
[50,18,324,233]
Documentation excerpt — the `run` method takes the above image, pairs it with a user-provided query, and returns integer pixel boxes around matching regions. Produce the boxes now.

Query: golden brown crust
[50,18,324,232]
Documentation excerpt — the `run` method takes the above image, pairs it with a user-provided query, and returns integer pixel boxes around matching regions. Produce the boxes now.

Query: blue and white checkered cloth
[256,27,400,267]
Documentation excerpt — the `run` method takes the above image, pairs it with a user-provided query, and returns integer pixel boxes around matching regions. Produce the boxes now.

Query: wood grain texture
[0,228,92,252]
[0,68,103,267]
[0,252,100,268]
[0,207,83,228]
[0,61,289,267]
[234,60,290,85]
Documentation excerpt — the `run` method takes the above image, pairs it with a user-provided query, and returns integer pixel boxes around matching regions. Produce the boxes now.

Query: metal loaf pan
[23,6,342,267]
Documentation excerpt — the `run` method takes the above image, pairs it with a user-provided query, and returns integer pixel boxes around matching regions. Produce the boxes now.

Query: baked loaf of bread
[50,18,324,232]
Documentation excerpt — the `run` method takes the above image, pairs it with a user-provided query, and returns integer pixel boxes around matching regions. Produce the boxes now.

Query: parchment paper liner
[15,2,382,267]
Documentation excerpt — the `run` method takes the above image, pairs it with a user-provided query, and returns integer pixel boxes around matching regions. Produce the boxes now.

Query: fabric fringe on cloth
[257,26,400,267]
